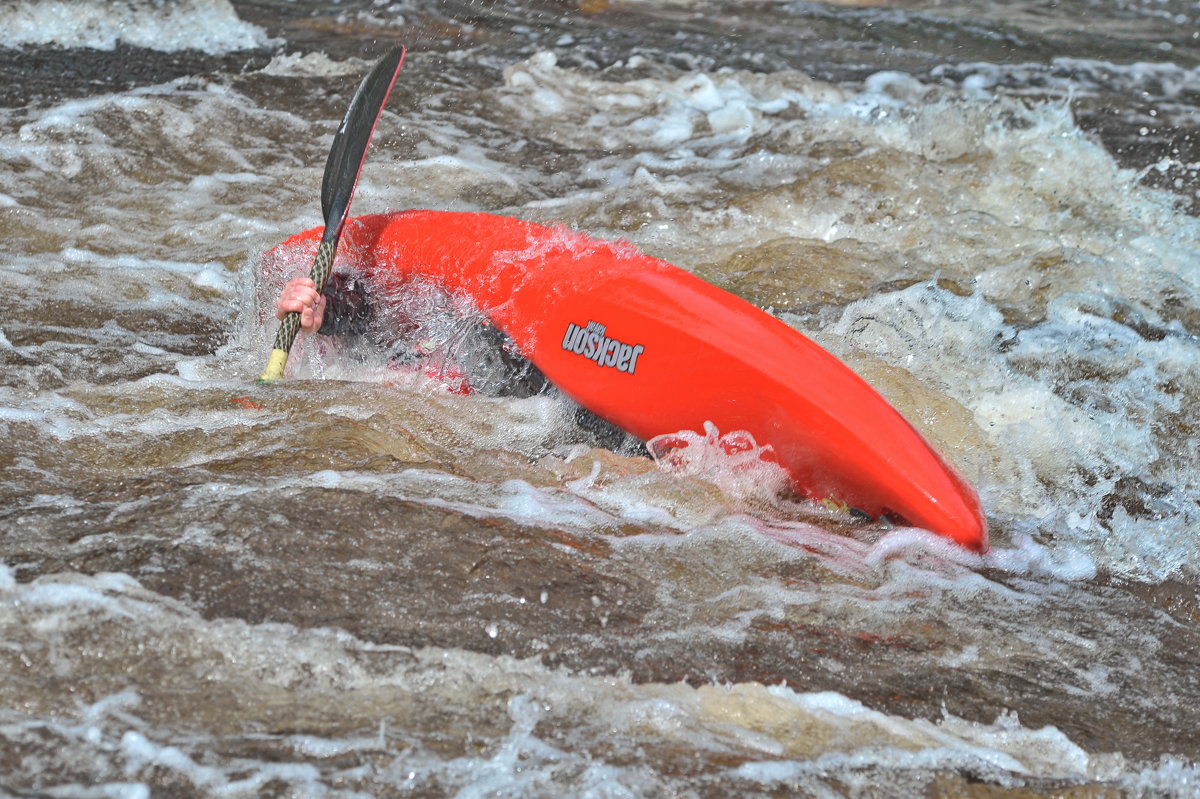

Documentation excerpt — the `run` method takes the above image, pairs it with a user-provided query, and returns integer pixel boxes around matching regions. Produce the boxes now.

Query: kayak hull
[269,210,988,552]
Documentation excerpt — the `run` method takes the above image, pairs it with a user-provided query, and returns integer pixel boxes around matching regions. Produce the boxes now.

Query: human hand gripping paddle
[259,45,406,382]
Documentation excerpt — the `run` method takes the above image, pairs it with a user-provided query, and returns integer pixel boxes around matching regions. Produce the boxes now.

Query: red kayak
[268,210,988,552]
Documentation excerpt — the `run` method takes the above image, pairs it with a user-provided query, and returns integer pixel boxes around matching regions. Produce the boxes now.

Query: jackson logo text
[561,320,645,374]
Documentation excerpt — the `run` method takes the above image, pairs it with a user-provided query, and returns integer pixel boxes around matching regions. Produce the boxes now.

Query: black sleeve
[317,271,373,336]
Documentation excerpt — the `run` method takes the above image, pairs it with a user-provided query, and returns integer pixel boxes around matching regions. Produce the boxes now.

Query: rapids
[1,0,1199,796]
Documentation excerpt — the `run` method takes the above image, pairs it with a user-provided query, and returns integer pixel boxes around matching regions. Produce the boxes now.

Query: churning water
[1,0,1199,795]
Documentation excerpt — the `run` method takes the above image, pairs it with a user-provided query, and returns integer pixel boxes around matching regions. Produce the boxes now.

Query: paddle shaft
[258,44,405,382]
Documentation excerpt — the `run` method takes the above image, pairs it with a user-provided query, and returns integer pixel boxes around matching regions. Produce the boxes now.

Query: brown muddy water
[1,0,1199,796]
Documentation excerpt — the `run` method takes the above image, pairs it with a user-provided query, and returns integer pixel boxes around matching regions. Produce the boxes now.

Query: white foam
[498,51,844,159]
[648,421,792,503]
[934,57,1200,105]
[1,0,276,54]
[1122,757,1200,794]
[259,52,367,78]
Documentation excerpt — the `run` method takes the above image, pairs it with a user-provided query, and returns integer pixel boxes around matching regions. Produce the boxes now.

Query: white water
[0,0,275,53]
[2,1,1199,795]
[4,564,1189,795]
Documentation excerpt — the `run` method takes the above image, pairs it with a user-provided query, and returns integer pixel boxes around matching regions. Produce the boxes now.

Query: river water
[1,0,1199,796]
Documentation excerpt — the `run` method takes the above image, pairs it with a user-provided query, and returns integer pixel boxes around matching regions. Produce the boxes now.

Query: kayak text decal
[561,320,645,375]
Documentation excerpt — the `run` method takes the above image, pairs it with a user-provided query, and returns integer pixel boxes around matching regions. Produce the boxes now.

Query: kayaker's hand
[276,277,326,334]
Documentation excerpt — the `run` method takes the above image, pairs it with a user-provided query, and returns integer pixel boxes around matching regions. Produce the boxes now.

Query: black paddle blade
[320,45,406,238]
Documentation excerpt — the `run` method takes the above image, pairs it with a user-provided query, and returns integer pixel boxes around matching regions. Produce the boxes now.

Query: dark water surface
[2,0,1199,796]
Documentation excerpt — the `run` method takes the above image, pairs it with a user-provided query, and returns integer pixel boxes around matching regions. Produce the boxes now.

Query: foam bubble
[648,421,792,503]
[259,52,368,78]
[0,0,276,54]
